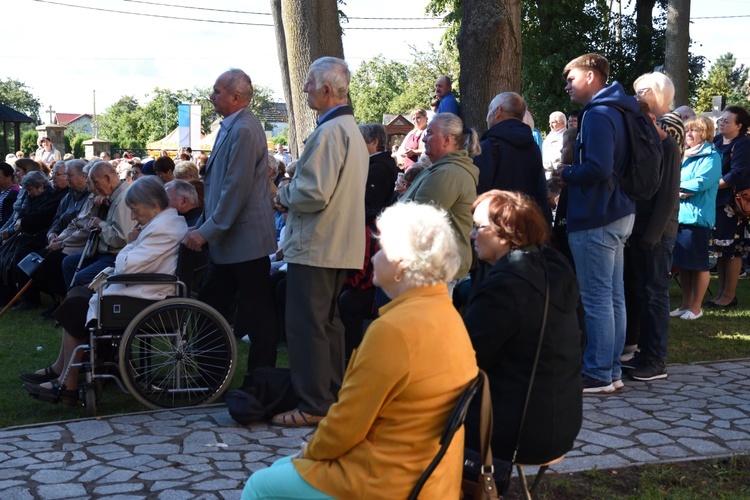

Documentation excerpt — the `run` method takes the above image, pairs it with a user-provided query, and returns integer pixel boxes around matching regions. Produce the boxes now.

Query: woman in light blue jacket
[671,116,722,320]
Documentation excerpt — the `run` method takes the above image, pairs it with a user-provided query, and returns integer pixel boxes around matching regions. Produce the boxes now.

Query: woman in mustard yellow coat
[243,202,478,499]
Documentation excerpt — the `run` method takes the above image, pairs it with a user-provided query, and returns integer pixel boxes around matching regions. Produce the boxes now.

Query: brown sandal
[270,408,324,427]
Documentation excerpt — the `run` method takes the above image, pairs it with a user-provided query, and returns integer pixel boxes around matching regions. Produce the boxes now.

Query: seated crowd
[6,51,748,497]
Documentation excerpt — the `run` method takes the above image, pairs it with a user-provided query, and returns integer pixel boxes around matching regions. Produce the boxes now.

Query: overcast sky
[3,0,745,121]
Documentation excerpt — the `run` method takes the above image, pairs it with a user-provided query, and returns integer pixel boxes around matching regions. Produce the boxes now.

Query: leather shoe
[717,297,739,309]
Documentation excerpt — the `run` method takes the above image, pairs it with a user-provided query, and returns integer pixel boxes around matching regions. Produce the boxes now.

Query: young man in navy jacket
[561,53,638,394]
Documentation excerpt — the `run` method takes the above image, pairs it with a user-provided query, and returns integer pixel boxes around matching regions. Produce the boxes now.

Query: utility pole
[92,90,98,139]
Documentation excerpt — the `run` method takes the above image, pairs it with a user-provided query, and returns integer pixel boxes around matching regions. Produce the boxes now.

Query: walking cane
[70,229,100,288]
[0,252,44,318]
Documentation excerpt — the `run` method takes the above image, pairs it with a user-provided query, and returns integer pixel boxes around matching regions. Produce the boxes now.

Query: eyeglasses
[635,88,651,96]
[472,223,489,232]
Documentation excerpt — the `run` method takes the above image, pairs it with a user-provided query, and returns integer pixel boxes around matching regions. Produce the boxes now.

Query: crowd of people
[3,50,748,497]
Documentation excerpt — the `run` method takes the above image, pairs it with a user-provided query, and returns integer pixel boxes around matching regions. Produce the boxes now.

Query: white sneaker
[612,379,625,390]
[680,309,703,320]
[670,307,687,317]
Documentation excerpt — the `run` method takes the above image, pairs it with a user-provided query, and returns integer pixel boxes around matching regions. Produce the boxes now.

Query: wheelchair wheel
[85,385,97,417]
[118,298,237,409]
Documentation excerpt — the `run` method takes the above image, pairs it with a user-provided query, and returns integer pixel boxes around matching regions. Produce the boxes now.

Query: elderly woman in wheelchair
[21,176,189,406]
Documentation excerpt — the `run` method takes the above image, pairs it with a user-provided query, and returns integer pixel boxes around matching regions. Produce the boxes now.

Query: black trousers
[198,256,277,381]
[285,263,347,416]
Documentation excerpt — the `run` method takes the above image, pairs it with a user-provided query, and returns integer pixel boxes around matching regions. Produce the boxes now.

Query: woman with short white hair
[634,72,685,152]
[243,202,478,500]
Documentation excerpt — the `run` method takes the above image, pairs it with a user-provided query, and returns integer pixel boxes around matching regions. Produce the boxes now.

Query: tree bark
[664,0,691,107]
[271,0,298,158]
[457,0,521,135]
[277,0,344,158]
[635,0,657,76]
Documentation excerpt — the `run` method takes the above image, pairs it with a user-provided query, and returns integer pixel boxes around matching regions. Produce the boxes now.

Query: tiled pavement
[1,359,749,499]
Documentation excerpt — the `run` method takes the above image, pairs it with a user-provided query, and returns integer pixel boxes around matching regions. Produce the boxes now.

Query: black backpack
[581,105,664,201]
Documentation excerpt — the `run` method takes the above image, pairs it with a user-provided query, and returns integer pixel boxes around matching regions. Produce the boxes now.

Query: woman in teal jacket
[671,116,722,320]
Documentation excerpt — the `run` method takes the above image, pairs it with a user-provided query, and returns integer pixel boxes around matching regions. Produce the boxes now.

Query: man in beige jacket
[274,57,368,426]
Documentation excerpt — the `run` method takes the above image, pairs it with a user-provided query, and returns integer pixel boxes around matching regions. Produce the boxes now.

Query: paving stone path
[1,359,749,499]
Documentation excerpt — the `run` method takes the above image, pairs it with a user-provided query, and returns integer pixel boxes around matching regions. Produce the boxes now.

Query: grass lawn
[1,276,748,427]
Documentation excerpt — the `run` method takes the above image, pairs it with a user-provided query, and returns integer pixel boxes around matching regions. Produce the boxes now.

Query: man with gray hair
[165,179,201,227]
[542,111,567,178]
[472,92,551,221]
[61,161,131,288]
[273,56,368,426]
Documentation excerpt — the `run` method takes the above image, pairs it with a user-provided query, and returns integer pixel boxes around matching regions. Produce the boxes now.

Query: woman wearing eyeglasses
[462,189,582,478]
[634,72,685,153]
[709,106,750,309]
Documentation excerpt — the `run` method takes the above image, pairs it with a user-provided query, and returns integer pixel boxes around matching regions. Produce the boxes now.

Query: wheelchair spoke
[119,298,236,409]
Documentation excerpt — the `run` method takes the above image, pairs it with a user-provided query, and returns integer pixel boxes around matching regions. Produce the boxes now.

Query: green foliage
[349,45,460,124]
[0,78,42,123]
[20,130,38,157]
[272,127,289,146]
[70,134,91,158]
[425,0,461,59]
[396,44,460,112]
[98,85,275,149]
[99,96,142,149]
[693,53,750,113]
[424,0,687,133]
[350,55,409,123]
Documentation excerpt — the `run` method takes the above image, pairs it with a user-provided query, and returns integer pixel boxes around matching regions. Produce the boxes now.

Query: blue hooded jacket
[561,82,637,231]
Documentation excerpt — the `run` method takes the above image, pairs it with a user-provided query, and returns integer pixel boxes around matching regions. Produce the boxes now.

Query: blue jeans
[242,456,334,500]
[628,233,675,361]
[62,252,117,289]
[568,214,634,383]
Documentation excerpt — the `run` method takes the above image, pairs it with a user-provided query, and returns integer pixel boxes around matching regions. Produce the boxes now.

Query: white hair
[309,57,350,100]
[376,202,460,287]
[633,72,675,110]
[549,111,567,125]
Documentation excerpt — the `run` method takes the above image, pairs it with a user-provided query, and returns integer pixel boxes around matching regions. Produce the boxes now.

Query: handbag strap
[476,368,500,498]
[510,250,550,465]
[477,369,494,468]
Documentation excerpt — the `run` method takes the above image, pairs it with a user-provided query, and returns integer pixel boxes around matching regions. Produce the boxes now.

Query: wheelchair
[61,246,237,417]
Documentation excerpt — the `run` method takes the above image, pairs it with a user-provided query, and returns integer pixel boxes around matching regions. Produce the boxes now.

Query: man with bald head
[472,92,551,221]
[183,68,277,387]
[61,161,131,288]
[435,75,460,115]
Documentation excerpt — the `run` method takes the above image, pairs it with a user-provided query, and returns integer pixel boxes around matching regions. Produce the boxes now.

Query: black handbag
[17,252,44,278]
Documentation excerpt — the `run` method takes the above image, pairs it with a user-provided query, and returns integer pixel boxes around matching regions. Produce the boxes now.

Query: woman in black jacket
[463,190,583,470]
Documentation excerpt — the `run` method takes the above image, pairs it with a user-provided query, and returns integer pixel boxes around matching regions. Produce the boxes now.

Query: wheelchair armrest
[105,273,177,283]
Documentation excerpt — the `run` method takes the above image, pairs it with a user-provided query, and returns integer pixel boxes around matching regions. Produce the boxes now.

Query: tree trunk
[635,0,657,76]
[664,0,691,107]
[271,0,298,158]
[457,0,521,135]
[277,0,344,158]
